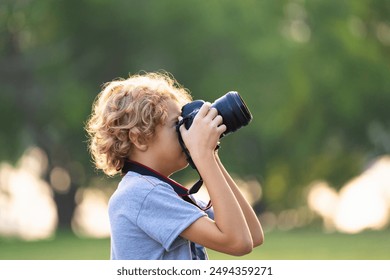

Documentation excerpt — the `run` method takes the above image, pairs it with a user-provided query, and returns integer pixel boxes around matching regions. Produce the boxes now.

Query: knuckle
[209,107,218,114]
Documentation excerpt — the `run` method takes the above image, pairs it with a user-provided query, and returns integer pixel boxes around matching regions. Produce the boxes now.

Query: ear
[129,131,148,152]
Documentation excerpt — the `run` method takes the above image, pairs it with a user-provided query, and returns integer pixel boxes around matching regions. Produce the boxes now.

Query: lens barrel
[179,91,252,137]
[211,91,252,136]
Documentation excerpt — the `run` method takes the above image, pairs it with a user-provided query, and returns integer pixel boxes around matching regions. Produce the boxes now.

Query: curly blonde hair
[85,72,192,176]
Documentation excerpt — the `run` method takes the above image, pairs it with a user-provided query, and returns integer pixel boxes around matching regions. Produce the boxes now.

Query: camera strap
[122,160,212,211]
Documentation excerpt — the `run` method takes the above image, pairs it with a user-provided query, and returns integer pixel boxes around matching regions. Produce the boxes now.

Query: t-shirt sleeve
[191,195,214,220]
[136,183,207,251]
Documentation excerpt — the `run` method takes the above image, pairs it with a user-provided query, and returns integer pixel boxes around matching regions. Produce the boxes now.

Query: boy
[86,72,263,259]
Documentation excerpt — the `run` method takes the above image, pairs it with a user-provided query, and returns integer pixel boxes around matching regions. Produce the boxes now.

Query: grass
[0,230,110,260]
[1,229,389,260]
[210,229,390,260]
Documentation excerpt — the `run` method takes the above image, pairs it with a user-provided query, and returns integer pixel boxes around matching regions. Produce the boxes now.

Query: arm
[215,153,264,247]
[179,103,253,256]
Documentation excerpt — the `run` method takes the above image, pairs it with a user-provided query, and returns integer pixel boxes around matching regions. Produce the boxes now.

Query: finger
[179,121,187,134]
[195,102,212,118]
[213,114,223,125]
[206,107,219,120]
[176,116,184,130]
[217,124,227,134]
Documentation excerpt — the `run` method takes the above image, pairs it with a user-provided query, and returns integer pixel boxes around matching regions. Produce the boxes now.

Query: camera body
[178,91,252,138]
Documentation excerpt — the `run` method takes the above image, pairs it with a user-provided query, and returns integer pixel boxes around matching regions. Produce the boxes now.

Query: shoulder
[108,171,177,227]
[109,172,169,205]
[108,171,190,213]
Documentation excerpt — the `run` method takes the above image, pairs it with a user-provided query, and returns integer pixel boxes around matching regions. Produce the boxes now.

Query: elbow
[253,231,265,247]
[231,232,264,256]
[229,238,254,256]
[234,244,253,256]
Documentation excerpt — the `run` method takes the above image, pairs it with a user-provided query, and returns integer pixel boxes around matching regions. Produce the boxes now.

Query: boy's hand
[179,102,226,161]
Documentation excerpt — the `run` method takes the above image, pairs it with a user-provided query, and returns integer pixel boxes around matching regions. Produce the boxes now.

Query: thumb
[178,117,187,134]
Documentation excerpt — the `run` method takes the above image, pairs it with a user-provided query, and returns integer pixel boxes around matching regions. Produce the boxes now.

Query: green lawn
[1,229,389,260]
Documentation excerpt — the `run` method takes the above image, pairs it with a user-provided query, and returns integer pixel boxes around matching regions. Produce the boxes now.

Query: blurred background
[1,0,390,259]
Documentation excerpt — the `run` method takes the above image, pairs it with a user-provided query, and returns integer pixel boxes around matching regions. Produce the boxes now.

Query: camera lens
[211,91,252,136]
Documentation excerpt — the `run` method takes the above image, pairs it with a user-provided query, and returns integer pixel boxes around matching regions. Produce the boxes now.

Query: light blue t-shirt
[108,171,213,260]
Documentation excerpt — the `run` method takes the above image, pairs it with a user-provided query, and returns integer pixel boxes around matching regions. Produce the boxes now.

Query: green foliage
[1,0,389,212]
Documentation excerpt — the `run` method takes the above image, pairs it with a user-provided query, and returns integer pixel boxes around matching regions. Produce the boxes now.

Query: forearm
[215,154,264,247]
[178,103,256,254]
[193,152,253,248]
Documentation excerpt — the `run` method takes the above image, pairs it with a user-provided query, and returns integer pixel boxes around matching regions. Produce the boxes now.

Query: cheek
[171,133,181,151]
[175,141,184,157]
[167,129,184,157]
[173,140,185,158]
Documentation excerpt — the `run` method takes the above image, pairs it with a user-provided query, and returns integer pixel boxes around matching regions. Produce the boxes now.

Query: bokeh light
[307,156,390,233]
[71,187,110,238]
[0,147,57,240]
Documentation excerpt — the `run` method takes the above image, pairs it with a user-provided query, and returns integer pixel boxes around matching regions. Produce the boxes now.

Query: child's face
[147,99,189,176]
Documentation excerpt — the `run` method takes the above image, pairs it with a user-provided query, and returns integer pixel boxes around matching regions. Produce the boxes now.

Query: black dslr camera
[175,91,252,194]
[177,91,252,138]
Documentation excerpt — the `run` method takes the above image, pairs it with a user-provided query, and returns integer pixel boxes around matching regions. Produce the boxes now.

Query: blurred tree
[1,0,389,223]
